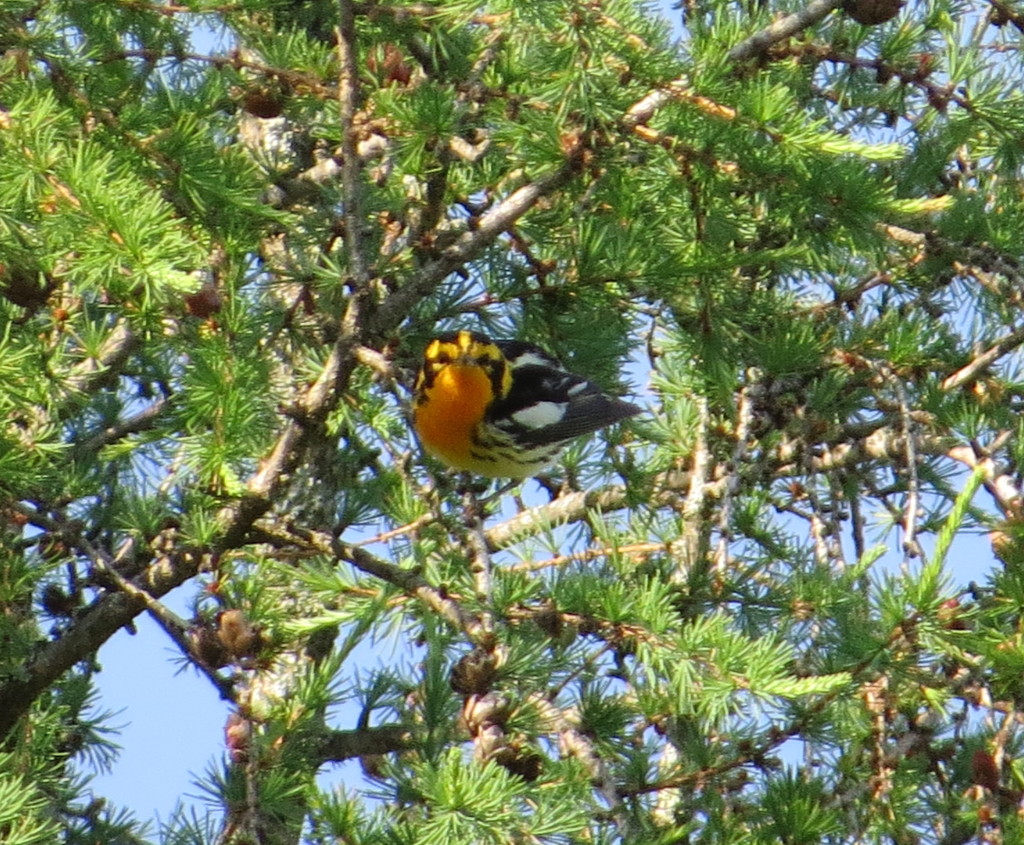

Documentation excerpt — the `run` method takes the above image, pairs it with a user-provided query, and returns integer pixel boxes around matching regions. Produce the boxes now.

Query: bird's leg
[478,478,518,505]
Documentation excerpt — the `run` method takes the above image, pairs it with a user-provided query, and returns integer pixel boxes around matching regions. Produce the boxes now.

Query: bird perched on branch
[413,330,641,478]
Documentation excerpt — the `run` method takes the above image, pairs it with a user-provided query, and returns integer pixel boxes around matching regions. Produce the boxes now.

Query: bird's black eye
[474,353,495,367]
[434,352,451,365]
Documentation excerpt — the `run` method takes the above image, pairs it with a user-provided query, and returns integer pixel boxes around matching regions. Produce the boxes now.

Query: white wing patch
[511,401,567,430]
[507,351,563,371]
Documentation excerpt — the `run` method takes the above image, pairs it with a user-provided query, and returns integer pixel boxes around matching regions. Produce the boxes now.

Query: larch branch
[941,324,1024,391]
[337,0,370,290]
[728,0,845,62]
[314,724,415,763]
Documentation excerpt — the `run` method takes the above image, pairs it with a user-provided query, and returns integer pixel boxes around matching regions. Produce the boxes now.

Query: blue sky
[91,592,222,825]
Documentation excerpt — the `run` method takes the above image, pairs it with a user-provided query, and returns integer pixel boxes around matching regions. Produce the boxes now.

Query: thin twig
[507,541,668,573]
[355,513,435,547]
[889,371,922,565]
[679,395,711,581]
[261,522,490,644]
[63,320,137,397]
[461,485,495,624]
[73,398,168,454]
[337,538,490,642]
[112,49,335,99]
[727,0,845,62]
[354,344,396,379]
[621,0,843,139]
[530,694,625,822]
[77,535,236,700]
[941,324,1024,391]
[805,487,832,567]
[826,471,849,570]
[947,437,1021,517]
[849,477,866,563]
[714,379,755,575]
[369,150,585,333]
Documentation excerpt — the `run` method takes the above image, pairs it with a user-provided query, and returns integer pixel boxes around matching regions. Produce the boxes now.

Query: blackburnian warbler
[413,330,641,478]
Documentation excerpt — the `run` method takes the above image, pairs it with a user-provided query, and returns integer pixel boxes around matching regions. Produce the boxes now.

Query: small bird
[413,330,641,478]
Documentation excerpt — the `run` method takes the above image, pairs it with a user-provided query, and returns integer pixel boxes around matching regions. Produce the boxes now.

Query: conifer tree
[3,0,1024,842]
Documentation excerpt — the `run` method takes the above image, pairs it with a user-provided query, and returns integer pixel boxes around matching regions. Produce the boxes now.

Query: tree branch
[0,532,206,738]
[622,0,843,138]
[483,485,634,552]
[256,522,491,644]
[72,398,167,455]
[62,319,137,398]
[941,324,1024,391]
[20,320,138,442]
[337,0,370,289]
[335,538,490,643]
[727,0,845,62]
[947,439,1022,517]
[0,591,143,738]
[313,724,415,763]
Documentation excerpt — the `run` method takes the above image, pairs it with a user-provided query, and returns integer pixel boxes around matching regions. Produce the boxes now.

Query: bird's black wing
[487,362,641,447]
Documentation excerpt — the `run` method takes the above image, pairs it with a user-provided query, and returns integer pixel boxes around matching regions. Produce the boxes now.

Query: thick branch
[313,724,415,763]
[0,536,204,738]
[337,0,370,288]
[0,591,144,738]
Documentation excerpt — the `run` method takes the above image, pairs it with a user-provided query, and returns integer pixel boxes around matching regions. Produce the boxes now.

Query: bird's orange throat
[415,364,492,467]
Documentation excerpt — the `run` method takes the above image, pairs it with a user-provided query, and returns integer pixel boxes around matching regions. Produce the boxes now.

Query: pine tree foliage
[3,0,1024,841]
